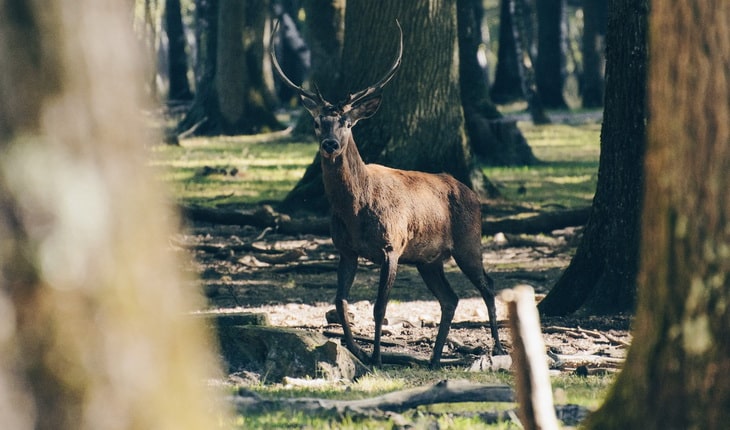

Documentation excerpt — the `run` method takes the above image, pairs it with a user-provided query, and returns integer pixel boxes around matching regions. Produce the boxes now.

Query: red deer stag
[271,21,504,367]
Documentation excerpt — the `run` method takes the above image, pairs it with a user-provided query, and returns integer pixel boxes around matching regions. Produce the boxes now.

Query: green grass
[152,120,600,211]
[150,132,317,207]
[233,368,614,429]
[484,121,601,209]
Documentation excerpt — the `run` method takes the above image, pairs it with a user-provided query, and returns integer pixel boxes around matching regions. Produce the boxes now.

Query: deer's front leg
[335,252,367,362]
[372,250,398,367]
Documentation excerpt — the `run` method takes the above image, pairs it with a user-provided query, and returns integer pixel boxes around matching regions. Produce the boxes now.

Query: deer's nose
[321,139,340,154]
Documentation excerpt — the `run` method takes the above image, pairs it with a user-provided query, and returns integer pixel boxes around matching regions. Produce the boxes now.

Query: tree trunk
[0,0,227,428]
[579,0,607,108]
[585,0,730,427]
[510,0,551,124]
[538,0,647,316]
[490,0,525,103]
[535,0,569,109]
[282,0,495,212]
[178,0,283,135]
[165,0,193,101]
[458,0,537,167]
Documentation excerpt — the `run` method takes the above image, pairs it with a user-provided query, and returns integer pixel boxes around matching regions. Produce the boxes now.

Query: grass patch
[484,121,601,209]
[233,367,614,429]
[152,119,600,211]
[150,133,317,207]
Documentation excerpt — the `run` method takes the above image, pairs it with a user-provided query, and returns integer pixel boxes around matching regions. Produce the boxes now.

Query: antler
[340,20,403,112]
[269,21,325,104]
[270,19,403,110]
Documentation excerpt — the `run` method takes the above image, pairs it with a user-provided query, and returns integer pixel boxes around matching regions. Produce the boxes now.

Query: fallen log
[180,204,590,236]
[483,207,590,235]
[232,379,514,416]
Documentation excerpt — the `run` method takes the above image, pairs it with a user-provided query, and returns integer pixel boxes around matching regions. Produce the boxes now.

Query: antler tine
[342,20,403,109]
[269,20,321,102]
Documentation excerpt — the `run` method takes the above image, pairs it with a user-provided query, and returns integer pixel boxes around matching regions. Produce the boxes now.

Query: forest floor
[177,210,632,377]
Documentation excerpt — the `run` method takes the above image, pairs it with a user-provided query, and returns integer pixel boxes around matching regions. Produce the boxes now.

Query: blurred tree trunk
[580,0,607,107]
[585,0,730,427]
[165,0,193,101]
[490,0,524,103]
[535,0,569,109]
[282,0,498,213]
[458,0,537,166]
[538,0,647,316]
[0,0,227,429]
[178,0,283,135]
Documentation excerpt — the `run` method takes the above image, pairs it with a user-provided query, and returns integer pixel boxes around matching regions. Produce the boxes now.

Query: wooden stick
[502,285,559,430]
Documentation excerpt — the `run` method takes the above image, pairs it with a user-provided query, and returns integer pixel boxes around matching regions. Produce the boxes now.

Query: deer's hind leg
[417,262,459,368]
[453,249,505,356]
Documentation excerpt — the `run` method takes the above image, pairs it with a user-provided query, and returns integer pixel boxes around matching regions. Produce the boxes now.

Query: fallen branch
[543,325,631,348]
[232,379,514,416]
[483,207,591,235]
[181,204,590,236]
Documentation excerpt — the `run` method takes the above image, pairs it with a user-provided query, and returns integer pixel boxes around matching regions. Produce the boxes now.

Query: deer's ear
[300,95,321,117]
[348,96,382,124]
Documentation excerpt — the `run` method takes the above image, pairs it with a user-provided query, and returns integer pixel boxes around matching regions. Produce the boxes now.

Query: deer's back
[330,164,482,264]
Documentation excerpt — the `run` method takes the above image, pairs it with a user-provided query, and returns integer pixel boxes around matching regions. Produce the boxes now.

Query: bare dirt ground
[175,219,631,373]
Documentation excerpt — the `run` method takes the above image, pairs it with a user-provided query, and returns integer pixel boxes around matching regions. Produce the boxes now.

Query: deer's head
[270,21,402,160]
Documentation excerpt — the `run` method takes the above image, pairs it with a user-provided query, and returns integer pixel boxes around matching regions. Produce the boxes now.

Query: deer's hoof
[492,343,508,356]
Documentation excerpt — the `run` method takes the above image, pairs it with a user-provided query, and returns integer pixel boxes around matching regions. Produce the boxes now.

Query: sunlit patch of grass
[233,367,613,429]
[485,121,601,209]
[149,133,317,206]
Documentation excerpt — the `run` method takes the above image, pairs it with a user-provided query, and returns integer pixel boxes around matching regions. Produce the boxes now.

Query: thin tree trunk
[490,0,525,103]
[580,0,607,108]
[178,0,283,135]
[535,0,569,109]
[585,0,730,427]
[511,0,551,124]
[458,0,537,166]
[165,0,193,101]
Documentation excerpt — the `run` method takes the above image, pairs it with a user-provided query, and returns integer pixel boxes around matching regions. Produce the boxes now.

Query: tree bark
[165,0,193,101]
[178,0,283,135]
[458,0,538,167]
[585,0,730,427]
[538,0,647,316]
[535,0,569,109]
[490,0,525,103]
[579,0,607,108]
[510,0,551,124]
[0,0,227,428]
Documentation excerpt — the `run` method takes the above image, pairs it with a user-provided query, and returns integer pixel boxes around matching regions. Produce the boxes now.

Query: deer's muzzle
[321,139,340,156]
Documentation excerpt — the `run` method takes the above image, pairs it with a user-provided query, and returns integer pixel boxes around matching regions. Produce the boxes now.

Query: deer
[270,21,504,368]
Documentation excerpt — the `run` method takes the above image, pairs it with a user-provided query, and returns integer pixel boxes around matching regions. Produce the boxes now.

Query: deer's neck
[321,136,370,215]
